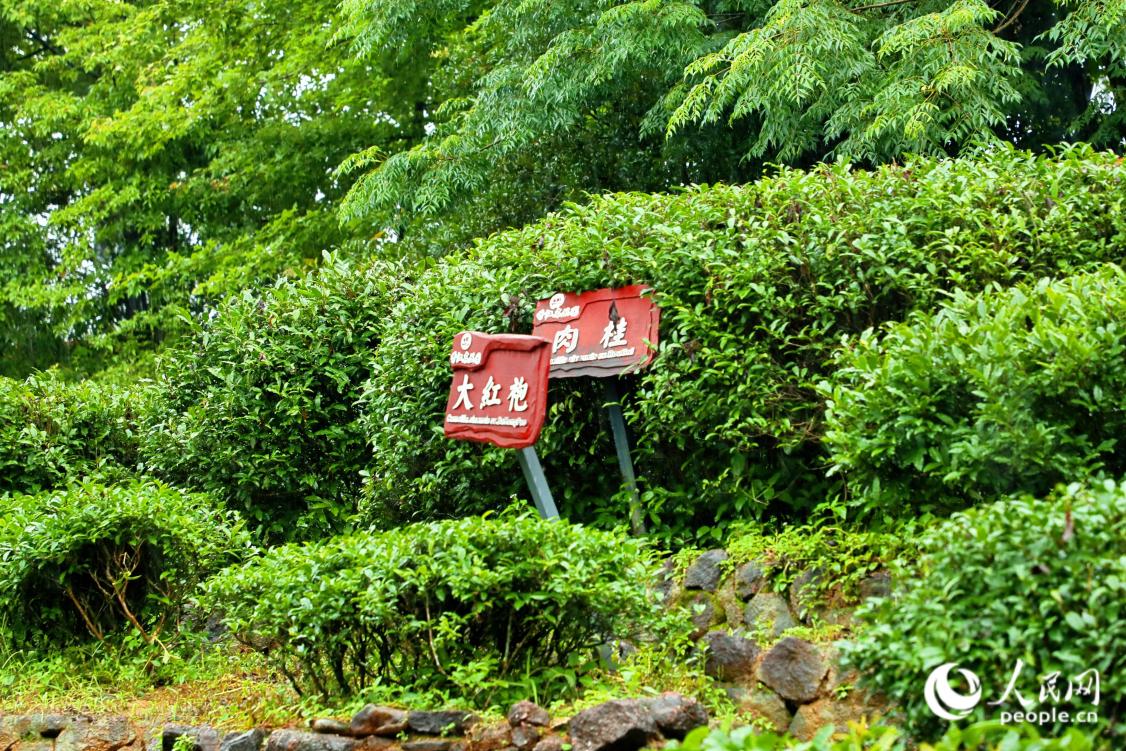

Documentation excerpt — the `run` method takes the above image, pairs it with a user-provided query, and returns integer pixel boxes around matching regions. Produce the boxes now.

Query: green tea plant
[205,510,670,705]
[842,479,1126,743]
[357,145,1126,539]
[144,254,414,540]
[0,479,249,650]
[824,265,1126,519]
[0,372,140,495]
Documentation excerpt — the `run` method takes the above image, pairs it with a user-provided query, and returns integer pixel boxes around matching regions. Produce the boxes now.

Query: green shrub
[823,266,1126,519]
[842,479,1126,744]
[0,479,249,649]
[143,254,415,540]
[357,145,1126,539]
[205,510,667,705]
[669,719,1098,750]
[0,371,140,495]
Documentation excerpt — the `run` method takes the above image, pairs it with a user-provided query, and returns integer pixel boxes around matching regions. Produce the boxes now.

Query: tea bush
[824,266,1126,519]
[842,479,1126,743]
[358,145,1126,538]
[0,372,140,495]
[0,479,249,649]
[144,254,416,540]
[205,510,667,705]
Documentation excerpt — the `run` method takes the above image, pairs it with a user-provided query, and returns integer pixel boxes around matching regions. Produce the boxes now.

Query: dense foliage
[0,480,248,649]
[843,479,1126,742]
[824,265,1126,519]
[339,0,1126,247]
[143,256,413,540]
[206,511,665,704]
[0,371,139,495]
[358,146,1126,537]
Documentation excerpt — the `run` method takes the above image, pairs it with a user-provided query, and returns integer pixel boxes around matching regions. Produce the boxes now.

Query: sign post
[443,331,558,519]
[532,285,660,535]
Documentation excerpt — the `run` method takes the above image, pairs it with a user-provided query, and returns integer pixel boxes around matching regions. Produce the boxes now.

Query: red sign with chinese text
[443,331,552,449]
[531,285,660,378]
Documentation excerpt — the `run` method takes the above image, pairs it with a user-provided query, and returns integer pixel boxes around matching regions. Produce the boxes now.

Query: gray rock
[509,726,540,751]
[164,726,222,751]
[350,706,408,738]
[654,559,679,605]
[407,712,476,736]
[220,729,265,751]
[701,630,759,682]
[744,592,797,638]
[467,725,510,751]
[507,701,550,728]
[758,637,829,703]
[56,716,135,751]
[642,693,708,740]
[684,550,729,592]
[532,738,563,751]
[311,722,350,737]
[733,562,766,601]
[858,571,891,600]
[28,715,70,740]
[403,742,458,751]
[568,700,658,751]
[788,568,824,622]
[687,593,718,639]
[353,739,395,751]
[734,687,791,733]
[266,731,356,751]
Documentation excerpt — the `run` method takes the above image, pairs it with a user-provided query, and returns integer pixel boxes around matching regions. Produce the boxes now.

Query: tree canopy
[1,0,1123,376]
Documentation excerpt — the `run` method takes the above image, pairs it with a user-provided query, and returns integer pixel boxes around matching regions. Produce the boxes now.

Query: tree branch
[992,0,1032,34]
[851,0,916,11]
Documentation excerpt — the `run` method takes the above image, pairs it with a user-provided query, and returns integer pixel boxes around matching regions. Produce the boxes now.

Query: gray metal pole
[517,446,560,520]
[604,380,646,536]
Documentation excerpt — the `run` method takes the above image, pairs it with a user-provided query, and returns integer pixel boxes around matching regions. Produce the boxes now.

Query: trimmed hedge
[0,372,139,495]
[357,145,1126,537]
[143,254,415,540]
[843,479,1126,743]
[823,265,1126,518]
[0,479,248,649]
[205,510,665,704]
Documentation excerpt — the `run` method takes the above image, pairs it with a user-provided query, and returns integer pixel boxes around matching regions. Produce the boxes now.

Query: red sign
[443,332,551,449]
[531,285,660,378]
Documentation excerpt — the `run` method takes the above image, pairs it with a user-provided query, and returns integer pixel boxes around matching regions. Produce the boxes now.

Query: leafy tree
[339,0,1126,248]
[0,0,415,376]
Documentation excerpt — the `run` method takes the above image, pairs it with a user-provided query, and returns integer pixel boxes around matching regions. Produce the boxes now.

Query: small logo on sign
[548,293,566,310]
[925,663,982,721]
[460,332,473,350]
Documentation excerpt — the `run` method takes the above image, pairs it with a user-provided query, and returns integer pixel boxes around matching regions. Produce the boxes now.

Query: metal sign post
[517,446,560,519]
[603,380,645,535]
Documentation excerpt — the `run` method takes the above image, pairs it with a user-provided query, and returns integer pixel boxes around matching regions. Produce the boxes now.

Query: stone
[653,559,679,605]
[403,742,456,751]
[758,637,829,704]
[642,693,708,740]
[684,550,729,592]
[353,740,395,751]
[686,593,718,639]
[407,712,476,736]
[507,701,550,728]
[567,700,659,751]
[532,738,563,751]
[27,716,70,740]
[733,562,766,601]
[350,707,409,738]
[220,730,266,751]
[734,687,792,733]
[788,696,885,742]
[858,571,891,600]
[466,725,510,751]
[266,731,356,751]
[788,568,824,623]
[701,631,759,682]
[163,726,222,751]
[56,716,135,751]
[311,722,350,737]
[509,726,540,751]
[744,593,797,639]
